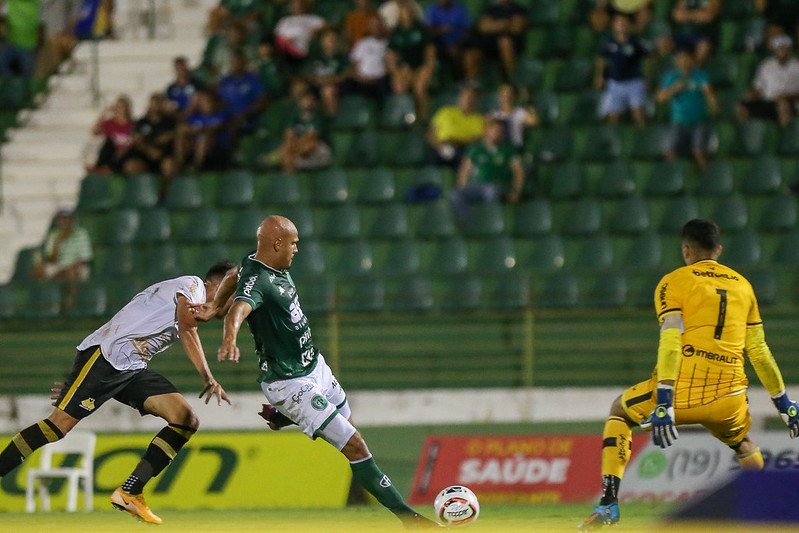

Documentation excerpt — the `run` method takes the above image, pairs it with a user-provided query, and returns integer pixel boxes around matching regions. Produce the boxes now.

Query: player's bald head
[257,215,297,244]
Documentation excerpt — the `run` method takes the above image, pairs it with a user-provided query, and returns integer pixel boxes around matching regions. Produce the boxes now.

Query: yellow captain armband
[656,327,682,383]
[746,324,785,397]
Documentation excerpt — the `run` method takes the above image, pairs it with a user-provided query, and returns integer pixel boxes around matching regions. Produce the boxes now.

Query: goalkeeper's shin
[736,447,764,471]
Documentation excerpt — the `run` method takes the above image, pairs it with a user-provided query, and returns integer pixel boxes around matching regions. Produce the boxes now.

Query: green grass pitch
[1,503,796,532]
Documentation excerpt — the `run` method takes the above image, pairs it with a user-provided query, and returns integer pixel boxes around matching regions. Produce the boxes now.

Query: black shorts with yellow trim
[621,376,752,447]
[55,345,179,419]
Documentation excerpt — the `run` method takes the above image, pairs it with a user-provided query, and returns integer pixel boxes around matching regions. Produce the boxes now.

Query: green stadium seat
[632,125,672,159]
[11,246,39,282]
[723,230,761,268]
[743,155,782,195]
[143,243,181,281]
[179,208,220,243]
[583,272,627,308]
[165,175,203,210]
[320,204,360,239]
[533,91,559,126]
[514,57,544,91]
[735,120,778,157]
[759,194,797,232]
[365,202,409,239]
[333,94,375,130]
[413,200,457,239]
[372,240,420,276]
[532,128,573,163]
[103,208,139,245]
[67,283,108,319]
[779,119,799,156]
[542,27,576,60]
[743,268,777,306]
[221,207,266,243]
[617,232,663,269]
[655,196,699,234]
[568,90,602,126]
[95,244,135,280]
[336,276,385,313]
[548,161,584,199]
[483,273,530,310]
[327,240,373,275]
[464,203,505,238]
[105,278,143,309]
[258,173,302,205]
[697,158,734,196]
[610,196,650,235]
[346,129,380,167]
[0,284,15,320]
[124,174,159,208]
[21,282,61,320]
[528,0,559,26]
[517,234,565,272]
[706,55,739,88]
[469,237,516,273]
[312,168,349,205]
[513,199,553,237]
[76,174,122,212]
[0,77,31,109]
[721,0,754,19]
[574,234,614,270]
[386,276,434,312]
[555,58,592,92]
[380,93,417,129]
[356,167,395,203]
[562,198,601,236]
[578,125,622,161]
[534,273,579,308]
[134,208,171,243]
[178,242,230,276]
[598,161,636,197]
[627,271,668,307]
[433,274,482,311]
[290,240,326,277]
[773,229,799,265]
[733,18,766,53]
[645,160,685,197]
[392,129,429,167]
[712,195,748,232]
[291,275,334,314]
[421,237,468,275]
[217,170,255,207]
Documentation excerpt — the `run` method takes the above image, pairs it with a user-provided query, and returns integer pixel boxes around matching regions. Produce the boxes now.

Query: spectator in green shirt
[451,118,524,226]
[0,0,41,78]
[303,30,352,116]
[34,210,92,282]
[278,90,331,172]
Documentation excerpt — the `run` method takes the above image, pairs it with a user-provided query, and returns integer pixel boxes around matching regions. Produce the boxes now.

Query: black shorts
[742,99,779,121]
[55,345,179,419]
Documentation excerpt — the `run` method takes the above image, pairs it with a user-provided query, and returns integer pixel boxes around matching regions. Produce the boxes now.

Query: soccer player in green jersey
[193,215,438,528]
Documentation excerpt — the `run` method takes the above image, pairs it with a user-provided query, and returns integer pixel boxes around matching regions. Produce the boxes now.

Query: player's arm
[746,323,799,438]
[190,266,238,321]
[641,312,683,447]
[219,300,253,363]
[176,294,231,406]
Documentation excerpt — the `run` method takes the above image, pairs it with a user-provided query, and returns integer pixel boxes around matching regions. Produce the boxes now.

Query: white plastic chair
[25,430,96,512]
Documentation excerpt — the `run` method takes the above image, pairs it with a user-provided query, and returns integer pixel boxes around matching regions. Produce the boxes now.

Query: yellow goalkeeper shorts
[620,377,752,447]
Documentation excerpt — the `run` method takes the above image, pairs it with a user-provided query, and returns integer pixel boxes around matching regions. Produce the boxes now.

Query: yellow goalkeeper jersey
[653,259,761,408]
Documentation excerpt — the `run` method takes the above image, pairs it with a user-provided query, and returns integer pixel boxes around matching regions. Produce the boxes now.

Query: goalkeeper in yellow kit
[580,219,799,530]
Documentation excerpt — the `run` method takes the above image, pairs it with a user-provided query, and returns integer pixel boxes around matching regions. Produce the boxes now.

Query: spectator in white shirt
[348,24,390,101]
[274,0,326,62]
[379,0,425,30]
[737,34,799,126]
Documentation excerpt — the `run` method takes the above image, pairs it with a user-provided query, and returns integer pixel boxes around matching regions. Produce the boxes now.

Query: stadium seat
[22,282,61,320]
[178,242,230,276]
[433,274,482,311]
[76,174,122,212]
[372,239,420,276]
[327,240,373,276]
[632,125,672,159]
[779,119,799,156]
[312,168,349,205]
[578,125,622,161]
[627,271,667,307]
[124,174,159,209]
[386,275,434,312]
[598,161,636,197]
[222,207,267,243]
[103,208,139,245]
[744,268,777,306]
[143,243,181,281]
[463,203,505,238]
[365,202,409,239]
[291,274,334,314]
[421,237,468,275]
[712,195,748,233]
[333,94,375,130]
[645,160,685,197]
[548,161,584,199]
[721,0,754,19]
[742,155,782,195]
[733,120,778,157]
[544,28,577,60]
[759,194,797,232]
[179,208,220,243]
[380,93,417,129]
[356,167,395,203]
[392,129,429,167]
[258,173,301,205]
[514,57,544,92]
[95,244,135,280]
[134,208,171,243]
[67,284,107,319]
[696,158,734,196]
[706,54,739,88]
[567,90,602,126]
[616,232,663,269]
[583,272,627,308]
[574,234,614,270]
[217,170,255,207]
[346,129,380,167]
[513,199,553,237]
[773,229,799,265]
[562,198,601,236]
[320,204,360,240]
[289,240,325,277]
[528,0,559,26]
[469,236,516,273]
[655,196,699,234]
[165,175,203,210]
[0,284,15,320]
[609,196,650,235]
[554,58,593,92]
[412,200,457,239]
[483,273,530,310]
[534,273,579,308]
[723,230,761,268]
[336,276,385,313]
[533,92,559,126]
[517,234,565,272]
[11,246,39,283]
[533,128,573,163]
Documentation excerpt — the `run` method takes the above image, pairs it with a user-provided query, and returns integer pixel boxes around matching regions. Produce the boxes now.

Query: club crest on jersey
[80,398,96,411]
[311,395,328,411]
[289,298,305,324]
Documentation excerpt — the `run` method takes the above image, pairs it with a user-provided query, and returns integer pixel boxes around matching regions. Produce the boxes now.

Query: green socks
[350,455,414,517]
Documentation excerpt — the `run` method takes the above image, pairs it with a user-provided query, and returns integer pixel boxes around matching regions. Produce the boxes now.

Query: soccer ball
[433,485,480,526]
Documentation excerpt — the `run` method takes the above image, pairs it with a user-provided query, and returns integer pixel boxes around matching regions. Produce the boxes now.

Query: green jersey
[304,52,350,79]
[7,0,41,49]
[234,254,318,383]
[388,23,430,69]
[466,141,517,184]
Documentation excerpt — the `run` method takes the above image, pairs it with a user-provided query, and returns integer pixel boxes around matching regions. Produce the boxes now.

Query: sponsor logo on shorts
[80,398,96,411]
[291,384,313,404]
[682,344,735,364]
[311,395,328,411]
[379,475,392,488]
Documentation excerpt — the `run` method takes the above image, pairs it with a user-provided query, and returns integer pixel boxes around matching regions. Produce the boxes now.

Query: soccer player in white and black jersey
[0,261,236,524]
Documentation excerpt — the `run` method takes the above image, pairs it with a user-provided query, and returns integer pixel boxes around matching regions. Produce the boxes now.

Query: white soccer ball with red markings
[433,485,480,526]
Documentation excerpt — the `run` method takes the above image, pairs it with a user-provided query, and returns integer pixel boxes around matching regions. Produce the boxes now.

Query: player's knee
[169,404,199,430]
[341,431,370,461]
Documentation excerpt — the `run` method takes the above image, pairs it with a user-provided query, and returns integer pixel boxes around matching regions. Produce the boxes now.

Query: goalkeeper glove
[641,384,679,448]
[772,391,799,439]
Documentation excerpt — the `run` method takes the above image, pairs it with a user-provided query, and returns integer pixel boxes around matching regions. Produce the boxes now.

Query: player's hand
[258,404,282,431]
[188,302,218,322]
[641,384,679,448]
[50,381,65,406]
[199,379,231,406]
[218,339,240,363]
[772,392,799,438]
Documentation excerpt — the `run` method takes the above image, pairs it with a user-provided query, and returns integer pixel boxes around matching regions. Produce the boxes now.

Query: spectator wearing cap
[34,210,92,282]
[757,0,799,50]
[657,47,718,170]
[595,13,651,128]
[737,34,799,127]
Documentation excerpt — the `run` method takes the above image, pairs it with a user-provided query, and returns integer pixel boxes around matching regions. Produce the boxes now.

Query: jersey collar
[247,253,284,275]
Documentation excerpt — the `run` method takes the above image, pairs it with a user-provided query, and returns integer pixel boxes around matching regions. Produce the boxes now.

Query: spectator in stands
[218,49,267,140]
[379,0,424,31]
[595,14,651,128]
[451,118,524,226]
[278,90,331,173]
[208,0,264,35]
[273,0,326,64]
[737,34,799,127]
[756,0,799,48]
[0,0,42,78]
[464,0,528,82]
[34,209,92,282]
[671,0,720,65]
[345,0,382,47]
[386,3,436,119]
[166,56,200,118]
[254,40,286,98]
[425,0,472,82]
[348,22,390,102]
[303,30,351,116]
[125,93,177,197]
[428,85,484,167]
[174,89,230,171]
[590,0,652,35]
[92,94,136,175]
[488,84,538,150]
[201,20,252,82]
[657,48,718,170]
